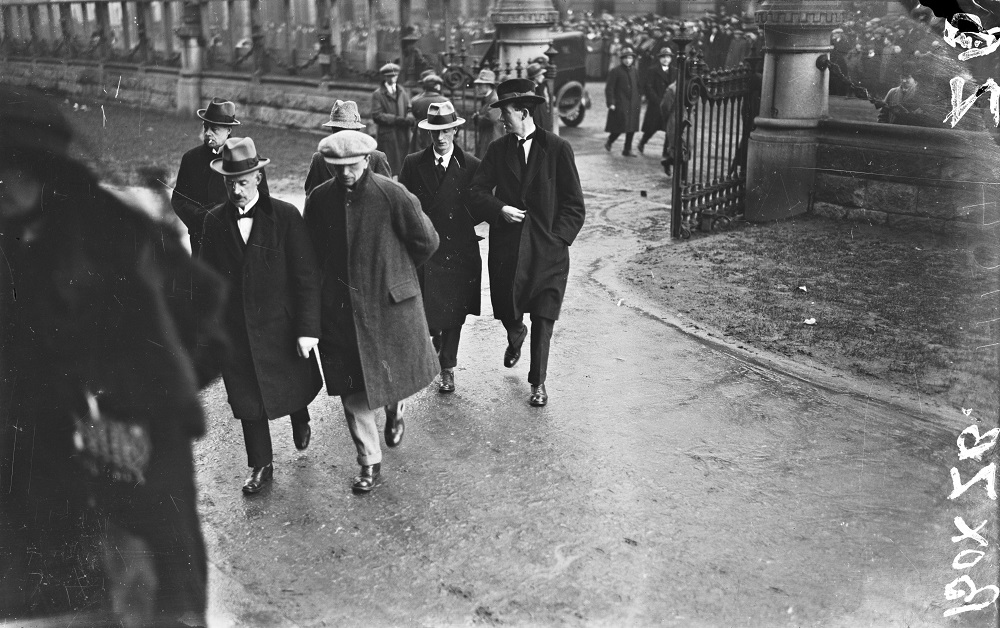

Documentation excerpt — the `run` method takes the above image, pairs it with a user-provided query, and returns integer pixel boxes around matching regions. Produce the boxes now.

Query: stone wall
[812,119,1000,232]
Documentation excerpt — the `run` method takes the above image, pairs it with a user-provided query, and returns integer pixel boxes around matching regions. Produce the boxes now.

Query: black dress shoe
[604,138,612,152]
[439,369,456,394]
[242,463,273,495]
[385,401,405,448]
[504,325,527,368]
[529,384,548,407]
[292,421,311,451]
[352,463,381,493]
[622,150,636,157]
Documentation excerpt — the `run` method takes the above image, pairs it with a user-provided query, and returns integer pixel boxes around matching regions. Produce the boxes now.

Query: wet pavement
[193,105,996,627]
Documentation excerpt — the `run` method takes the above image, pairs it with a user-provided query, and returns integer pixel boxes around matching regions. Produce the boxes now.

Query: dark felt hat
[490,78,545,108]
[197,98,241,126]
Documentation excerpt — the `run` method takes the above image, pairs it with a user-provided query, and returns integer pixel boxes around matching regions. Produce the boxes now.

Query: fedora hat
[379,63,401,76]
[473,69,497,85]
[418,101,465,130]
[489,78,545,108]
[197,98,241,126]
[322,100,367,130]
[318,130,377,165]
[209,137,269,176]
[526,63,546,80]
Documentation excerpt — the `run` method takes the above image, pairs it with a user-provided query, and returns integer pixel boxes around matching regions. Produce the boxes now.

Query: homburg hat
[209,137,269,176]
[489,78,545,108]
[318,130,377,165]
[322,100,367,130]
[197,98,241,126]
[417,101,465,130]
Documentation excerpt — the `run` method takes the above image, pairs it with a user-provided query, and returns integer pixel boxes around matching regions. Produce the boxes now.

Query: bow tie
[237,208,254,220]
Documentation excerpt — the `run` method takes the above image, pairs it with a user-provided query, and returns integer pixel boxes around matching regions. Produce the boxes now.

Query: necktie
[436,157,446,183]
[237,208,254,220]
[518,138,527,168]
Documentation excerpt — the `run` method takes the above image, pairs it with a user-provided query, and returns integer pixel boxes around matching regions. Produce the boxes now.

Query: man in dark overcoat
[171,98,269,253]
[371,62,415,174]
[398,101,483,394]
[409,74,449,153]
[199,137,323,495]
[604,46,643,157]
[470,78,587,407]
[527,63,553,133]
[637,47,675,155]
[304,99,391,194]
[472,69,504,158]
[304,130,439,494]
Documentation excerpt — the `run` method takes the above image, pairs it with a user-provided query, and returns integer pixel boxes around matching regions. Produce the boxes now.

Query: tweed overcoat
[604,63,642,133]
[371,84,413,174]
[641,63,674,134]
[304,171,440,409]
[199,192,322,421]
[304,149,392,195]
[171,143,269,249]
[469,129,586,321]
[409,89,450,152]
[398,145,483,330]
[474,90,504,158]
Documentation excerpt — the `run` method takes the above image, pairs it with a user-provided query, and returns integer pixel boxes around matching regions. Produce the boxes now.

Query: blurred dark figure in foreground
[0,86,226,626]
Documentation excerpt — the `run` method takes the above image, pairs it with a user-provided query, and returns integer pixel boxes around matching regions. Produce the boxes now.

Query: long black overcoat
[304,171,440,409]
[199,192,322,421]
[304,149,392,195]
[371,85,413,174]
[641,64,674,134]
[469,130,586,321]
[398,145,483,330]
[171,143,269,248]
[604,63,642,134]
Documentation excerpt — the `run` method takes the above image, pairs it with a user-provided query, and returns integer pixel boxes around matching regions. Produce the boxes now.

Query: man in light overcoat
[304,130,440,494]
[398,101,483,394]
[371,63,415,174]
[470,78,586,407]
[199,137,322,495]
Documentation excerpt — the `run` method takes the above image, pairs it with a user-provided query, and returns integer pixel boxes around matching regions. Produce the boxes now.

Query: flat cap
[379,63,401,76]
[318,129,377,165]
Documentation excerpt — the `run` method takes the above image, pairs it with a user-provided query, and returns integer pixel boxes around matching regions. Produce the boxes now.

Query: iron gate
[670,40,761,239]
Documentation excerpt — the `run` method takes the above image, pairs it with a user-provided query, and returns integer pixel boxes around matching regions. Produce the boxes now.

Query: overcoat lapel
[522,132,547,189]
[504,135,521,181]
[417,147,440,194]
[243,196,277,269]
[220,202,245,264]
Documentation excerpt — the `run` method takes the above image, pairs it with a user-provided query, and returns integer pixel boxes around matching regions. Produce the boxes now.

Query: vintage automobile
[465,31,592,127]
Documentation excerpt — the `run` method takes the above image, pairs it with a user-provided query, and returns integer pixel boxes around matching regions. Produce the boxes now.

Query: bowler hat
[209,137,270,176]
[526,63,546,80]
[322,100,367,130]
[197,98,241,126]
[379,63,401,76]
[418,101,465,130]
[490,78,545,108]
[473,69,497,85]
[318,130,377,165]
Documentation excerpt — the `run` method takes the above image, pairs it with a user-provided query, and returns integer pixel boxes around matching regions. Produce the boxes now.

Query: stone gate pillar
[745,0,843,221]
[490,0,558,78]
[176,1,206,115]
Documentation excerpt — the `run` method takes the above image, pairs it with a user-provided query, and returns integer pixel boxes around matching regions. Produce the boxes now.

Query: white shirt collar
[239,192,260,215]
[433,146,455,169]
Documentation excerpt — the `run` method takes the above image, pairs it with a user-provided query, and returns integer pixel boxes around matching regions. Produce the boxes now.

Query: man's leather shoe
[622,150,636,157]
[636,143,645,155]
[352,463,381,493]
[242,463,273,495]
[529,384,548,407]
[292,421,311,451]
[385,401,405,448]
[439,369,455,394]
[604,139,612,152]
[504,325,527,368]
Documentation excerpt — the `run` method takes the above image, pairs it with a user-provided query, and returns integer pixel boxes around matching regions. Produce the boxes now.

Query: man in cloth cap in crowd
[371,62,415,174]
[604,46,642,156]
[637,46,675,155]
[398,101,484,394]
[409,73,450,152]
[304,130,439,493]
[305,100,392,195]
[472,68,504,158]
[526,62,553,132]
[470,78,586,407]
[198,137,323,495]
[171,97,268,253]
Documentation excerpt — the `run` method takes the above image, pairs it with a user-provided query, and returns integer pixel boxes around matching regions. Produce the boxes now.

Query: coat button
[449,213,454,219]
[446,236,451,241]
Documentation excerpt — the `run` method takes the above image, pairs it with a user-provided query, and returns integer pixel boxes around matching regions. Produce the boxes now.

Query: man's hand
[501,206,526,223]
[296,336,319,358]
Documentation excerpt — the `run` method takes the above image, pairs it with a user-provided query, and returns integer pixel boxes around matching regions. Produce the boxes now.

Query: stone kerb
[813,119,1000,232]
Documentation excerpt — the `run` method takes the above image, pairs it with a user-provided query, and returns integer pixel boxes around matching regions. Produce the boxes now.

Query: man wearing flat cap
[604,46,642,156]
[304,100,392,195]
[399,101,483,394]
[199,137,323,496]
[410,73,450,152]
[171,98,268,254]
[472,68,504,158]
[372,62,416,174]
[304,130,439,494]
[470,78,586,407]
